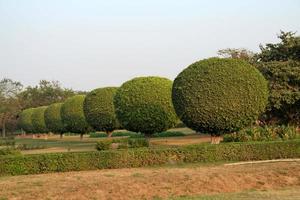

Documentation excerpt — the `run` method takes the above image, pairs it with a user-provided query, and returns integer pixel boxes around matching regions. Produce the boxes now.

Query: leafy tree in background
[254,31,300,62]
[19,80,76,109]
[0,78,23,137]
[217,48,254,62]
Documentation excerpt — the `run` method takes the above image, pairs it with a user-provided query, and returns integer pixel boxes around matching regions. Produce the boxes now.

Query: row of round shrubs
[18,58,269,142]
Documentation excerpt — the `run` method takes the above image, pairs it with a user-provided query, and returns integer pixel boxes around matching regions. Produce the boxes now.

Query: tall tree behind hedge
[19,80,76,109]
[0,78,23,137]
[257,61,300,125]
[254,31,300,62]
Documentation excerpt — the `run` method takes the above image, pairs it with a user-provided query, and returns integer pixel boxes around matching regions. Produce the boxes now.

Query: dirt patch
[0,161,299,200]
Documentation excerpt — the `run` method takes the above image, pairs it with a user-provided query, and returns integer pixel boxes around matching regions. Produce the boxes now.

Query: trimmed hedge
[172,58,269,135]
[61,95,92,134]
[83,87,119,134]
[31,106,48,133]
[0,140,299,176]
[18,108,36,133]
[114,76,178,135]
[44,103,65,134]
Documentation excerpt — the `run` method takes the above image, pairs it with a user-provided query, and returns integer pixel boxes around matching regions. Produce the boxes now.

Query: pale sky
[0,0,299,91]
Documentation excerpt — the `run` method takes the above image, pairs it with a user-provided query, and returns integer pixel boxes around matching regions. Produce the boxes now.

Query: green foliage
[254,31,300,62]
[18,108,35,133]
[19,80,76,109]
[152,131,185,138]
[256,61,300,125]
[223,125,298,142]
[0,78,23,136]
[172,58,269,135]
[95,138,149,150]
[83,87,119,133]
[61,95,92,133]
[0,140,298,176]
[89,131,143,138]
[114,76,178,135]
[0,148,21,156]
[44,103,65,134]
[31,106,48,133]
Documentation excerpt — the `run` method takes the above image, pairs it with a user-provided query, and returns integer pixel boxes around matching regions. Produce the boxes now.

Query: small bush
[95,138,148,151]
[0,140,298,176]
[223,125,298,142]
[152,131,185,138]
[128,138,149,148]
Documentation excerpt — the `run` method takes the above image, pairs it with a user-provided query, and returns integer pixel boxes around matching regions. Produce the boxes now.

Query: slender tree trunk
[211,135,221,144]
[80,133,83,140]
[2,120,6,138]
[60,133,64,139]
[106,131,113,137]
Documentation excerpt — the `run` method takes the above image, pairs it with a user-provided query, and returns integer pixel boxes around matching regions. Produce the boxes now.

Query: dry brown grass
[0,161,299,200]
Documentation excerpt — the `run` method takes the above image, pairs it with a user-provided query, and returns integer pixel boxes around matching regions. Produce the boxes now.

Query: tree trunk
[106,131,113,137]
[211,135,221,144]
[60,133,64,139]
[1,120,6,138]
[80,133,83,140]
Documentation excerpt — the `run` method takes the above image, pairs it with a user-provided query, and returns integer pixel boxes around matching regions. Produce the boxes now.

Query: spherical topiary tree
[172,58,269,144]
[61,95,91,139]
[18,108,36,133]
[31,106,49,134]
[44,103,65,138]
[114,76,178,136]
[83,87,119,137]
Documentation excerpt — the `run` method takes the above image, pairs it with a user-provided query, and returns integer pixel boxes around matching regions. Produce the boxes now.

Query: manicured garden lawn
[15,128,208,154]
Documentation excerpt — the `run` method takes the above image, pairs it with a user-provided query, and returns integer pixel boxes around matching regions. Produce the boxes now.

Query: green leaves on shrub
[61,95,92,133]
[0,140,299,176]
[95,138,149,151]
[18,108,36,133]
[44,103,65,134]
[31,106,48,133]
[114,76,178,135]
[83,87,119,134]
[172,58,269,135]
[223,125,298,142]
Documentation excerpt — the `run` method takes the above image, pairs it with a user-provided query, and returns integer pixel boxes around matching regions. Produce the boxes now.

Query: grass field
[11,128,211,154]
[0,161,299,199]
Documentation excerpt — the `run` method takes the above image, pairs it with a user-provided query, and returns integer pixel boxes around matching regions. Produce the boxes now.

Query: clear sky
[0,0,299,91]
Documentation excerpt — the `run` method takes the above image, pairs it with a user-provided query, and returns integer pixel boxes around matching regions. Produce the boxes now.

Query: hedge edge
[0,140,299,176]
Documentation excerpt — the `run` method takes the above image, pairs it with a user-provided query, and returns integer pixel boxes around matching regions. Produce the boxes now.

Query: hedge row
[0,140,299,176]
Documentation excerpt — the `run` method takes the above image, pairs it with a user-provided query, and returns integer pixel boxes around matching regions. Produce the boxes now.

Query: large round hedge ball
[18,108,35,133]
[44,103,65,134]
[61,95,91,134]
[31,106,49,133]
[114,76,178,135]
[172,58,269,135]
[83,87,119,134]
